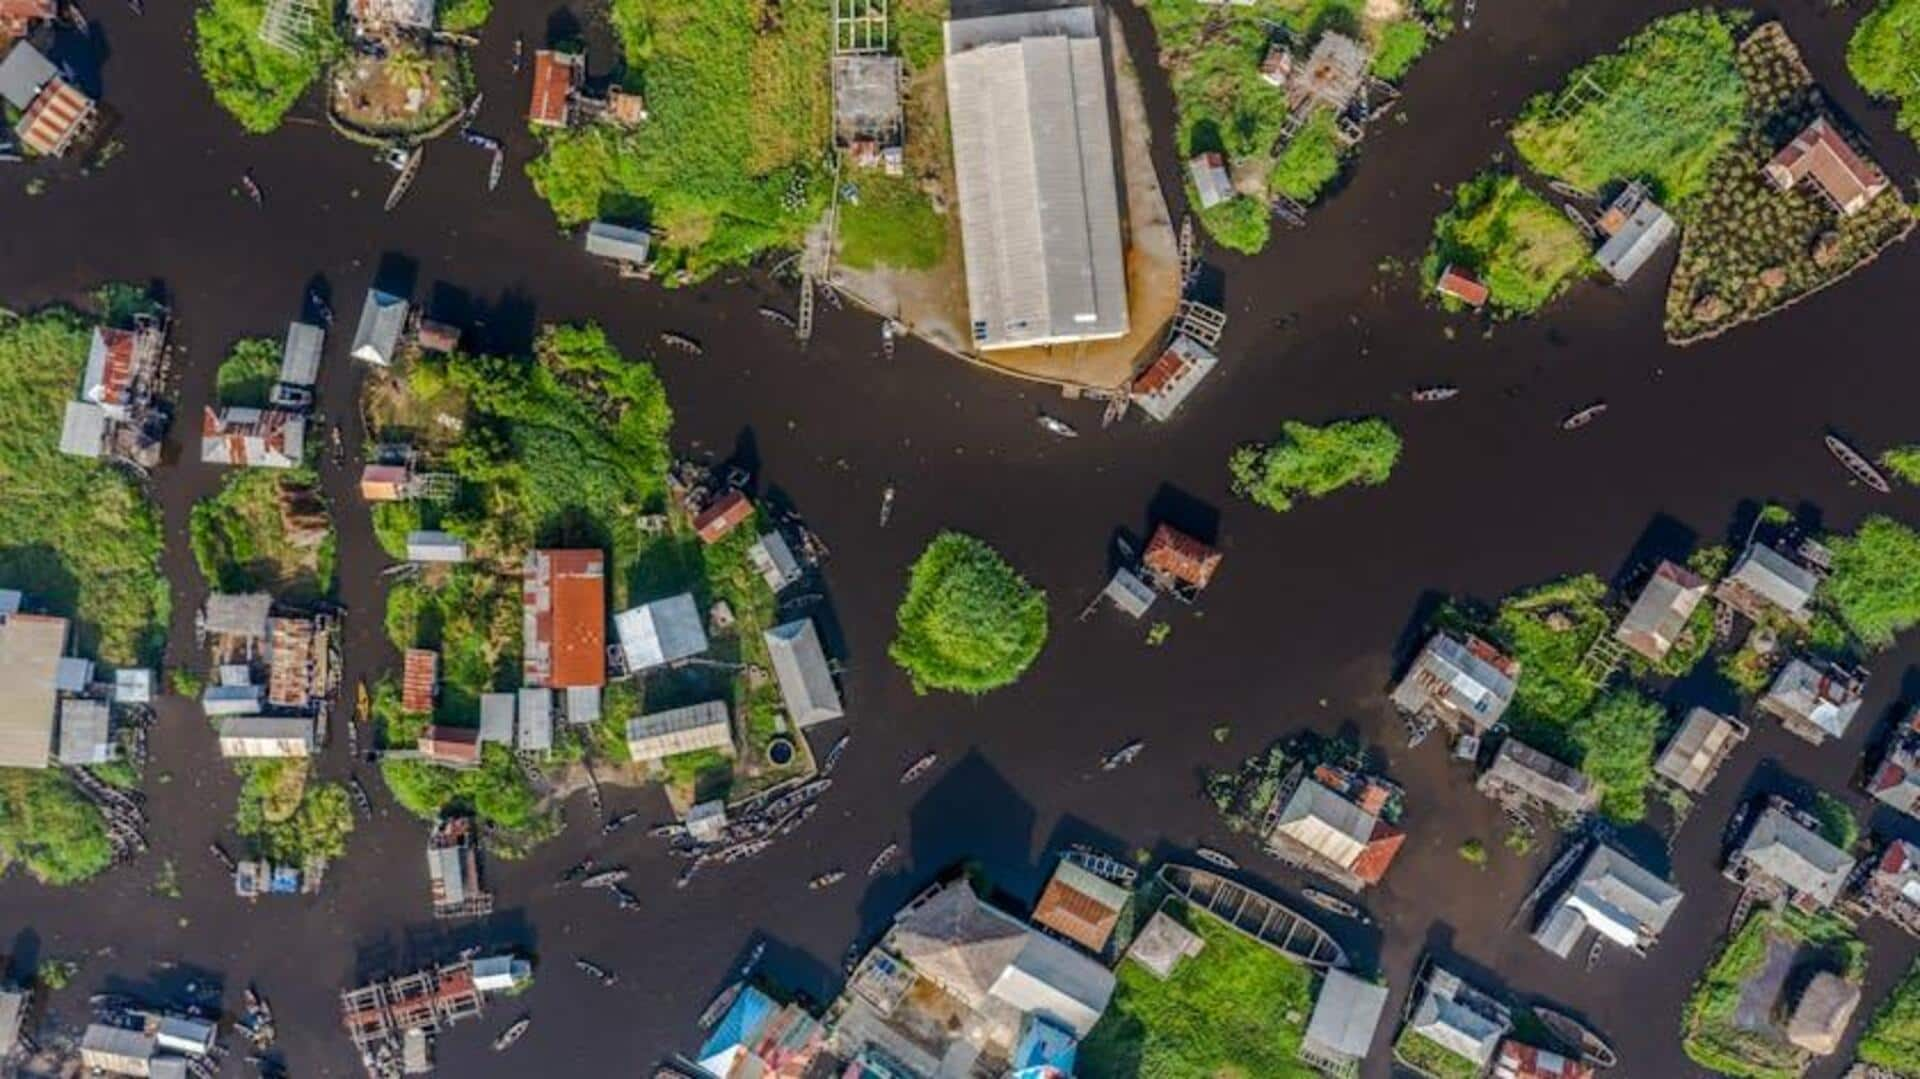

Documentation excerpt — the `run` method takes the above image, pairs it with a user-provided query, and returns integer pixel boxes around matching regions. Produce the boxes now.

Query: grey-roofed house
[1476,738,1598,817]
[1716,541,1820,624]
[56,696,113,765]
[1615,560,1707,663]
[201,592,272,640]
[217,715,315,758]
[477,692,515,744]
[1402,966,1510,1072]
[1532,842,1683,959]
[564,685,599,725]
[1655,707,1747,795]
[0,41,55,111]
[584,221,652,268]
[1594,186,1677,283]
[1102,566,1157,619]
[405,530,468,564]
[614,593,708,672]
[59,400,108,458]
[625,700,733,763]
[80,1023,158,1074]
[944,6,1129,351]
[1299,969,1389,1075]
[0,608,67,769]
[516,687,552,753]
[746,531,802,593]
[201,684,264,717]
[1727,803,1857,910]
[1390,632,1520,733]
[0,986,24,1055]
[278,322,325,387]
[350,288,409,366]
[764,618,844,728]
[1758,657,1866,745]
[1868,710,1920,817]
[1188,152,1233,209]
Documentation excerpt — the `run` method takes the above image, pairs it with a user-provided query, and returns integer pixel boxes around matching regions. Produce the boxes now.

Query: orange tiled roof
[1032,875,1121,953]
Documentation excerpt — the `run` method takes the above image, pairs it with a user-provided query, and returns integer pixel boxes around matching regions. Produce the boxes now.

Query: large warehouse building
[944,6,1129,352]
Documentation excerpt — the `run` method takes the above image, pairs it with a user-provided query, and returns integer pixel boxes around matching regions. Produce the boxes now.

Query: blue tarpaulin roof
[697,985,775,1062]
[1012,1014,1078,1074]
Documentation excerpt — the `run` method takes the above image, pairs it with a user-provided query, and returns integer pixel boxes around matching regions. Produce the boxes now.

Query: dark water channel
[2,0,1919,1075]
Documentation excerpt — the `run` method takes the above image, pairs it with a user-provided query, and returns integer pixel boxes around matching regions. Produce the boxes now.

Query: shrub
[1570,689,1664,823]
[890,532,1048,694]
[215,337,280,407]
[1269,110,1345,203]
[1372,20,1431,81]
[1823,515,1920,648]
[0,771,114,885]
[194,0,338,134]
[1424,172,1591,315]
[1197,196,1271,255]
[1859,959,1920,1070]
[1848,0,1920,142]
[437,0,491,33]
[1881,445,1920,486]
[1228,418,1400,512]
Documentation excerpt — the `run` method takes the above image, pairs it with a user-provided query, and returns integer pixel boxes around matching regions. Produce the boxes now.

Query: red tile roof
[18,77,91,156]
[402,649,438,713]
[1436,265,1489,309]
[694,489,754,545]
[1143,523,1222,589]
[1496,1041,1595,1079]
[1032,875,1122,954]
[1767,117,1889,214]
[418,725,480,765]
[1350,823,1405,884]
[528,50,581,128]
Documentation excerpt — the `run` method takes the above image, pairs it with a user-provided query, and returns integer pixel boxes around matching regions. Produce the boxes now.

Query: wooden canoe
[1158,863,1347,969]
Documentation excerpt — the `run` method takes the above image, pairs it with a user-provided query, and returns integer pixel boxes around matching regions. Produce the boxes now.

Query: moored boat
[867,842,898,876]
[1824,434,1891,493]
[1301,886,1366,921]
[1100,740,1144,770]
[1194,846,1239,871]
[580,868,628,889]
[809,870,845,890]
[1037,414,1079,438]
[1158,863,1347,968]
[697,982,742,1030]
[1411,386,1459,402]
[574,958,617,986]
[661,332,703,355]
[758,306,796,328]
[1533,1004,1618,1068]
[1561,402,1608,430]
[491,1016,530,1051]
[820,733,850,775]
[899,752,937,784]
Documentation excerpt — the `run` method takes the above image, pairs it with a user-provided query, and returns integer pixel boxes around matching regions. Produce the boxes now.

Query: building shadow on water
[99,963,225,1012]
[4,928,41,985]
[349,908,538,981]
[1609,513,1699,592]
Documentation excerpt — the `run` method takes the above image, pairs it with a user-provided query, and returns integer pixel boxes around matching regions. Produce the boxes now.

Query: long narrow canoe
[1158,863,1347,969]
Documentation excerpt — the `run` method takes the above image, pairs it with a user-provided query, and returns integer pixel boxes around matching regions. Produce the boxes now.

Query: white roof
[216,715,314,758]
[1304,969,1389,1060]
[350,288,409,365]
[1274,779,1375,869]
[764,619,843,727]
[516,688,552,751]
[0,610,66,768]
[625,699,733,762]
[201,684,264,716]
[945,6,1128,350]
[615,593,708,671]
[58,400,108,458]
[987,929,1116,1037]
[56,697,112,765]
[584,221,652,264]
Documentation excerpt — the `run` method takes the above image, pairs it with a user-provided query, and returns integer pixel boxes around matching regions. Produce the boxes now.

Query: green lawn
[890,531,1047,696]
[1510,9,1747,205]
[1228,417,1400,513]
[1079,899,1317,1078]
[838,172,947,271]
[1424,172,1590,315]
[1394,1027,1483,1079]
[1859,959,1920,1074]
[215,337,280,408]
[1848,0,1920,144]
[1681,908,1863,1079]
[194,0,339,134]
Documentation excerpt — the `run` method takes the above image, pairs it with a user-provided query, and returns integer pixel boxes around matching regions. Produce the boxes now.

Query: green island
[232,758,355,866]
[1681,907,1864,1079]
[213,337,282,409]
[1228,417,1400,513]
[0,296,171,886]
[1881,446,1920,487]
[1820,515,1920,650]
[1423,171,1591,316]
[889,531,1047,696]
[1848,0,1920,144]
[189,468,337,605]
[1858,959,1920,1075]
[195,0,478,141]
[1079,895,1317,1077]
[1138,0,1448,254]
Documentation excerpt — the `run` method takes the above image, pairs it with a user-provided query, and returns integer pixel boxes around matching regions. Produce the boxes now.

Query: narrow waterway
[2,1,1918,1075]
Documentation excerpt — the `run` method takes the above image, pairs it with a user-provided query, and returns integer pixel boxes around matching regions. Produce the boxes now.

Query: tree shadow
[0,545,86,655]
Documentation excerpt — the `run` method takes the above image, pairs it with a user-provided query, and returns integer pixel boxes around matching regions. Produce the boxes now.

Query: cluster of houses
[0,31,100,160]
[1098,522,1225,620]
[522,45,660,278]
[0,589,149,773]
[56,312,170,470]
[200,310,339,470]
[200,592,338,766]
[77,1005,217,1078]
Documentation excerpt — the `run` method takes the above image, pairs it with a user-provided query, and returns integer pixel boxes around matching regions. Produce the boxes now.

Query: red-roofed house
[17,76,94,157]
[402,649,438,714]
[200,407,306,469]
[1130,334,1218,422]
[1494,1040,1596,1079]
[1869,708,1920,817]
[359,464,409,502]
[522,549,606,688]
[417,726,480,767]
[528,50,582,129]
[1349,825,1406,886]
[1764,117,1890,216]
[1436,265,1489,309]
[1142,524,1222,592]
[694,489,754,545]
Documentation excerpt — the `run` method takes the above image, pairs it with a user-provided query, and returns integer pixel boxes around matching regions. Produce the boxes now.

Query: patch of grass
[234,759,354,864]
[1880,446,1920,486]
[193,0,340,134]
[1197,195,1271,255]
[215,337,280,408]
[189,468,335,603]
[1569,689,1664,823]
[1509,9,1747,204]
[1491,575,1611,751]
[660,748,733,803]
[1079,897,1317,1077]
[1269,109,1346,203]
[1858,958,1920,1072]
[838,172,946,271]
[526,0,831,280]
[0,770,113,886]
[1823,515,1920,649]
[1229,417,1400,513]
[1423,171,1591,316]
[0,305,170,666]
[1848,0,1920,144]
[1681,907,1863,1079]
[1458,838,1488,866]
[438,0,491,33]
[1395,1026,1483,1079]
[891,532,1047,695]
[1372,19,1430,81]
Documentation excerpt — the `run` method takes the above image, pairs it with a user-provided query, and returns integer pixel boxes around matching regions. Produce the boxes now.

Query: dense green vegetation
[194,0,339,134]
[438,0,492,33]
[1681,907,1863,1079]
[1510,10,1747,204]
[0,771,113,885]
[233,760,354,864]
[1570,689,1664,822]
[1079,898,1316,1077]
[1823,516,1920,648]
[1228,417,1400,513]
[190,469,335,604]
[1493,575,1610,736]
[890,532,1047,695]
[1198,196,1271,256]
[215,337,280,408]
[1881,446,1920,486]
[0,304,169,664]
[1859,959,1920,1073]
[1395,1026,1483,1079]
[1269,110,1346,204]
[526,0,831,279]
[838,173,947,271]
[376,680,556,848]
[1371,20,1430,81]
[1809,790,1859,853]
[1848,0,1920,143]
[1424,172,1590,315]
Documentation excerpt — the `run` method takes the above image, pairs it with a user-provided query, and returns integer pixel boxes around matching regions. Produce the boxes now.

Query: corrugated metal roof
[625,699,732,763]
[350,288,408,366]
[0,610,66,768]
[584,221,652,264]
[56,696,112,764]
[217,715,315,758]
[279,322,325,386]
[522,550,606,688]
[0,40,54,110]
[478,692,515,743]
[1303,969,1389,1060]
[515,688,552,751]
[1594,198,1676,283]
[1740,806,1856,904]
[58,400,108,458]
[764,618,843,727]
[1655,707,1744,794]
[614,593,707,672]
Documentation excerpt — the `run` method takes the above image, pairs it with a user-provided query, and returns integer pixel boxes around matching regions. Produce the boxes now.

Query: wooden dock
[1158,863,1347,969]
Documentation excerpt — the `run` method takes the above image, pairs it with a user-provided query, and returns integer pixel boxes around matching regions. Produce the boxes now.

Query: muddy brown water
[2,1,1918,1075]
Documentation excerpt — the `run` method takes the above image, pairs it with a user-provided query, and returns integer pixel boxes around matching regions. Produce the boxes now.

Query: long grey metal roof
[1303,968,1388,1060]
[625,699,732,762]
[56,696,112,765]
[1740,806,1856,905]
[350,288,408,365]
[0,610,66,769]
[516,688,552,751]
[201,592,272,638]
[764,618,844,727]
[1655,707,1745,793]
[584,221,652,265]
[278,322,324,386]
[944,6,1128,350]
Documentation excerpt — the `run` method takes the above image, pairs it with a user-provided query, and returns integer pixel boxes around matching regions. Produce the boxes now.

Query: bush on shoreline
[194,0,339,134]
[1424,172,1590,316]
[1848,0,1920,143]
[890,532,1047,695]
